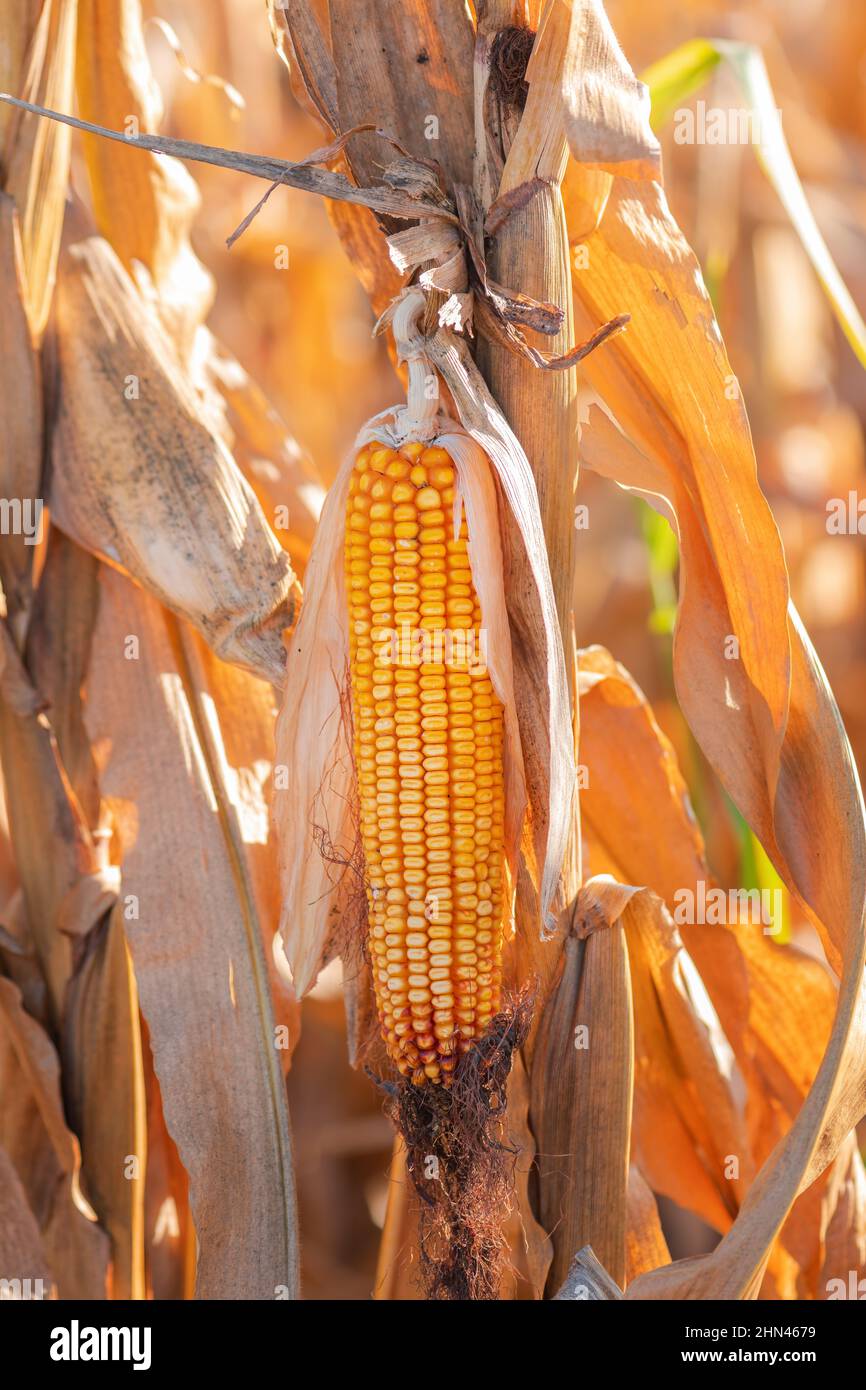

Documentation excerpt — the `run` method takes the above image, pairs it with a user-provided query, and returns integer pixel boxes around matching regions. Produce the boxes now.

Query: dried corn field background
[2,0,866,1311]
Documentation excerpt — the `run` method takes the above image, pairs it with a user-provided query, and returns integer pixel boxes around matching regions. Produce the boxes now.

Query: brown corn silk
[345,439,506,1085]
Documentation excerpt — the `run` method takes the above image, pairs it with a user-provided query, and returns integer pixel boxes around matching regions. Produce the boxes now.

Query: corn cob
[345,440,505,1085]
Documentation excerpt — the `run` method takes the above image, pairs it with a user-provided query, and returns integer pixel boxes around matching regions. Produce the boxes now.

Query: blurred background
[108,0,866,1295]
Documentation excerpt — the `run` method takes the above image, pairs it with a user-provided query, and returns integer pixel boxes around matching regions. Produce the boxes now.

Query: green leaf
[637,499,677,637]
[641,38,721,132]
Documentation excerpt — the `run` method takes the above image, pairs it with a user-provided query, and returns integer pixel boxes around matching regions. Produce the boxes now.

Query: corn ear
[345,439,506,1084]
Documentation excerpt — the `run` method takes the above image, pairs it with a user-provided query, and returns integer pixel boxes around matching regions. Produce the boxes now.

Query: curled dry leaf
[49,237,300,688]
[269,0,337,131]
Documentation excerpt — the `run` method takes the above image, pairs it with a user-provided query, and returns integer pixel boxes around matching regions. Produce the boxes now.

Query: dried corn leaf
[0,193,42,642]
[22,527,146,1299]
[203,335,326,577]
[0,0,42,150]
[142,1026,195,1301]
[50,237,299,687]
[75,0,214,363]
[61,903,146,1300]
[25,531,101,828]
[0,645,93,1028]
[284,2,466,336]
[626,1165,670,1282]
[3,0,77,337]
[549,0,866,1299]
[628,892,751,1231]
[577,644,865,1293]
[83,566,299,1299]
[0,976,108,1298]
[0,1144,53,1293]
[75,0,321,600]
[819,1134,866,1298]
[578,645,705,900]
[273,0,337,131]
[561,0,659,180]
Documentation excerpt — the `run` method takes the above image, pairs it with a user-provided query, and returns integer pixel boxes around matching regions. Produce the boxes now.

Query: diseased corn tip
[345,439,506,1086]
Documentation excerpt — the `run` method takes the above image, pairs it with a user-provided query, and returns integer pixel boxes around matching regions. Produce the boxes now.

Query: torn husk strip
[49,237,299,686]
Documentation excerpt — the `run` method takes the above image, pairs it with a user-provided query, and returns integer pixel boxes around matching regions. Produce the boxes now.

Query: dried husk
[530,910,633,1292]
